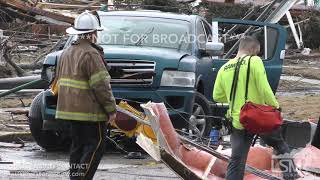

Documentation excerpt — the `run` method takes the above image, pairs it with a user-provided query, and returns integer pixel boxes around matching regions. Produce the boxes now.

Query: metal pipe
[286,11,303,49]
[224,3,268,37]
[0,75,45,89]
[223,0,278,59]
[0,79,44,98]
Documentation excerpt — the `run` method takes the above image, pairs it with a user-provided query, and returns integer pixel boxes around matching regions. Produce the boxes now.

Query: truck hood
[101,45,189,69]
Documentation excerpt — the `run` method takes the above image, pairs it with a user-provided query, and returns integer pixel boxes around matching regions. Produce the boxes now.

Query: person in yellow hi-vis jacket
[213,36,299,180]
[55,11,116,180]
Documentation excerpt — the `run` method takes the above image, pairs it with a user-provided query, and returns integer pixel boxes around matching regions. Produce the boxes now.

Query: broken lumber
[0,107,30,116]
[0,132,33,142]
[17,63,42,70]
[0,6,40,23]
[77,1,102,12]
[37,2,102,10]
[0,142,24,148]
[4,124,29,130]
[0,0,74,24]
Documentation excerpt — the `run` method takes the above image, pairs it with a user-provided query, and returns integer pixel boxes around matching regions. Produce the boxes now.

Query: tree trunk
[2,43,26,77]
[225,0,235,3]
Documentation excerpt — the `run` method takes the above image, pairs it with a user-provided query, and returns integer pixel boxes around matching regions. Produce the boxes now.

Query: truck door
[211,18,287,97]
[195,18,216,100]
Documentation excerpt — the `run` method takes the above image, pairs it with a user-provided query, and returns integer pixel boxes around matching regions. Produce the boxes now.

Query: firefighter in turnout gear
[55,11,117,180]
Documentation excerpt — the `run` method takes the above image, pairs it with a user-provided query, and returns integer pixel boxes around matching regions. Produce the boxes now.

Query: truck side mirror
[205,42,224,56]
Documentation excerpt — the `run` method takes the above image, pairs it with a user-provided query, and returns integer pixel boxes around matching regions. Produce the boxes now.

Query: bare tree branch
[2,40,26,77]
[32,38,64,66]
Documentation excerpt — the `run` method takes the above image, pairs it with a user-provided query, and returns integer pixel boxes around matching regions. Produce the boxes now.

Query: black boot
[279,159,300,180]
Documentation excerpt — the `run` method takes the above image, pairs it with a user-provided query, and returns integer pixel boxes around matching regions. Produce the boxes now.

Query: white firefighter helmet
[66,11,103,35]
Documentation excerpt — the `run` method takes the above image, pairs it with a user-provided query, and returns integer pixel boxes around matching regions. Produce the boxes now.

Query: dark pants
[225,128,298,180]
[69,121,106,180]
[311,118,320,149]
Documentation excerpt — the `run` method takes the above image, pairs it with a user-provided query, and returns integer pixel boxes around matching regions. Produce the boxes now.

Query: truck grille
[107,60,156,85]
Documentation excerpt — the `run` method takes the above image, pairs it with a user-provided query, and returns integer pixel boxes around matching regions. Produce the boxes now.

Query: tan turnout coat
[55,40,116,122]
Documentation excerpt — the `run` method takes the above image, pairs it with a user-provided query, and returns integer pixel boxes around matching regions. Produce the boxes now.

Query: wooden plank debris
[0,132,33,142]
[0,0,74,24]
[4,124,29,130]
[0,142,24,148]
[5,108,29,115]
[37,2,102,10]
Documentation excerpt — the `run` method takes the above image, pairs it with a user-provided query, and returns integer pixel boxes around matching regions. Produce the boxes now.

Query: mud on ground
[277,95,320,121]
[284,54,320,80]
[277,53,320,121]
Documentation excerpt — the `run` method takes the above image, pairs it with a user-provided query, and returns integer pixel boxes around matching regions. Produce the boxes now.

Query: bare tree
[1,40,26,77]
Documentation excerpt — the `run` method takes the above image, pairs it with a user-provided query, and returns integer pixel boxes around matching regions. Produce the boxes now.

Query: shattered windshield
[98,16,191,52]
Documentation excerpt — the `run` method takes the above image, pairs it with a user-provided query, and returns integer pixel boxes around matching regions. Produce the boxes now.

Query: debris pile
[0,0,106,79]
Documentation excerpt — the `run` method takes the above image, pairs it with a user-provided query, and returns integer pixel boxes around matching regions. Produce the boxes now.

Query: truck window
[196,20,207,50]
[98,16,192,53]
[202,21,212,42]
[218,23,279,61]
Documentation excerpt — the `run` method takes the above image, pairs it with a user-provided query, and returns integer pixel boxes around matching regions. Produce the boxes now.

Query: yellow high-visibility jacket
[213,56,279,130]
[55,40,116,122]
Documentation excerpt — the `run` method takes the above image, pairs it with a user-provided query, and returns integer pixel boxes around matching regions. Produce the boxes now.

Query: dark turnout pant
[69,121,106,180]
[311,118,320,149]
[226,128,298,180]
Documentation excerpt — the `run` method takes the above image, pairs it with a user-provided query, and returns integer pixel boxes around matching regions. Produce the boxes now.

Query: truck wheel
[28,92,70,151]
[189,92,212,137]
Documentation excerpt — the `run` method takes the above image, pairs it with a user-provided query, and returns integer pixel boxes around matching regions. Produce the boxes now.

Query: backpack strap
[244,56,253,101]
[229,55,248,118]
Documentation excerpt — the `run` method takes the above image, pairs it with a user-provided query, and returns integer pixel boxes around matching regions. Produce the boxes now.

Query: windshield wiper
[135,27,155,46]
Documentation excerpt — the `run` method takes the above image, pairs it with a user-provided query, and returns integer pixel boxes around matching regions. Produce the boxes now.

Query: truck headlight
[160,70,195,87]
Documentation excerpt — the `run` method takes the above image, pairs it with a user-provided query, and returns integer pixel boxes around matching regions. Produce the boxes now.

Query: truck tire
[189,92,212,137]
[28,92,70,151]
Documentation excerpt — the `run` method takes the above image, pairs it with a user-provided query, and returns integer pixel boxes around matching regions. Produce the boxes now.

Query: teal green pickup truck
[28,10,287,150]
